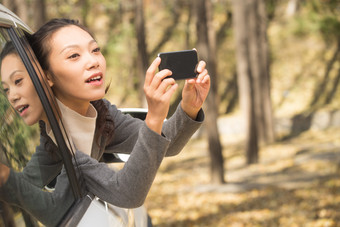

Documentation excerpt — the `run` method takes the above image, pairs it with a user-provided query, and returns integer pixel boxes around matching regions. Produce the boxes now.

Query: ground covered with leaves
[145,126,340,227]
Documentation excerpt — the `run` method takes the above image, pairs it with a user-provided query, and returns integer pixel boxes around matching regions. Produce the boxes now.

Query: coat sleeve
[104,99,204,157]
[0,167,74,227]
[161,103,204,156]
[19,136,63,188]
[75,122,170,208]
[0,130,63,191]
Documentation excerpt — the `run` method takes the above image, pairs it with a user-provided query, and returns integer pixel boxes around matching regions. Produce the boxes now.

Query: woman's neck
[56,98,90,116]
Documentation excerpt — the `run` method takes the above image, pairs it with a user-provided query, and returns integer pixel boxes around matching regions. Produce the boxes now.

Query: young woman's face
[1,54,46,126]
[47,25,106,115]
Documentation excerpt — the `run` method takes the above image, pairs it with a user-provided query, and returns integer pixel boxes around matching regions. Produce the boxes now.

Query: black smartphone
[158,50,199,80]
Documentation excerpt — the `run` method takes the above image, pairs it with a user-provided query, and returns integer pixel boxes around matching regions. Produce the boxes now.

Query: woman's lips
[85,73,103,86]
[17,105,29,116]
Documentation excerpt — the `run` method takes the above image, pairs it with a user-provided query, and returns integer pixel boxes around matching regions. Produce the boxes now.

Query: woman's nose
[8,88,20,104]
[86,53,100,70]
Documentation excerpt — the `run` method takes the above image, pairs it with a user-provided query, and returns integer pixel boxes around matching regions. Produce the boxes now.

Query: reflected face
[47,25,106,115]
[1,54,45,126]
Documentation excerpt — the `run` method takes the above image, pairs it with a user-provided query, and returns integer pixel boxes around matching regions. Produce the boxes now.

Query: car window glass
[0,27,76,226]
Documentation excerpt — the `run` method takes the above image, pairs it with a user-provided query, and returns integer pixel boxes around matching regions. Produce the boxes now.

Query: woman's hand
[144,57,178,134]
[181,60,211,119]
[0,163,10,187]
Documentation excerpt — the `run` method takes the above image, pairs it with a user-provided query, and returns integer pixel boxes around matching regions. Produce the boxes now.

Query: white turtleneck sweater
[47,99,97,157]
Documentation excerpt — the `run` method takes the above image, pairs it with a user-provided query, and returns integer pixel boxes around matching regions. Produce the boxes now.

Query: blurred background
[2,0,340,226]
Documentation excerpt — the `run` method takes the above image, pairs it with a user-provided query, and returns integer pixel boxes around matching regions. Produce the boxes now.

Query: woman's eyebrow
[59,44,79,54]
[59,39,97,54]
[1,70,22,86]
[8,70,23,80]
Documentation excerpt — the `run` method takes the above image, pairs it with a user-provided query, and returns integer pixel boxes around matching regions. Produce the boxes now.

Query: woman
[0,43,45,188]
[1,18,210,226]
[26,18,210,206]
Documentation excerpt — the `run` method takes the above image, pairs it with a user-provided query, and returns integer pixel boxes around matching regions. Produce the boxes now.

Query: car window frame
[10,26,99,226]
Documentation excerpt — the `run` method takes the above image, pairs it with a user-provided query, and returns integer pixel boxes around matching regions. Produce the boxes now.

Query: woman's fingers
[196,60,206,74]
[146,77,176,101]
[201,74,211,84]
[159,79,178,101]
[196,69,208,83]
[145,57,161,86]
[157,78,176,96]
[186,61,208,85]
[144,69,173,96]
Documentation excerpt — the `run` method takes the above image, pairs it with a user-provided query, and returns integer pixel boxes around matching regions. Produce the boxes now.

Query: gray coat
[0,99,204,226]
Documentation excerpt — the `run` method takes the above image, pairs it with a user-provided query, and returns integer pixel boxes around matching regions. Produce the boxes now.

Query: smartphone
[158,50,198,80]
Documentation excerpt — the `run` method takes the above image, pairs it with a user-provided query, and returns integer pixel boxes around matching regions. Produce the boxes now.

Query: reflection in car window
[0,28,75,226]
[0,28,41,226]
[0,30,40,171]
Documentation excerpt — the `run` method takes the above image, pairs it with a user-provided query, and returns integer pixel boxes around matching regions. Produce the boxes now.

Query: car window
[0,34,38,170]
[0,27,78,226]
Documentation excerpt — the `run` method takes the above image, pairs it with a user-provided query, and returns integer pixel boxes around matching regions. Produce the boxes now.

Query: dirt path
[145,123,340,226]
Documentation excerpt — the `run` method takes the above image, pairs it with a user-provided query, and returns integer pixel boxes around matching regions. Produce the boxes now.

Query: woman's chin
[24,119,36,126]
[91,91,106,101]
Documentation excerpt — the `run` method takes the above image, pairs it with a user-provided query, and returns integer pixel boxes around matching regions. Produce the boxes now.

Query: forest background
[2,0,340,226]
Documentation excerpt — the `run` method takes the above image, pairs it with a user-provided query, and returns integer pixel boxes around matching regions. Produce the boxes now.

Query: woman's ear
[45,72,54,87]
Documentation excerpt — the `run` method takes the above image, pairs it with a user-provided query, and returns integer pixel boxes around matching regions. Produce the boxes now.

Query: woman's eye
[3,88,9,95]
[68,53,79,59]
[14,78,23,85]
[93,47,101,53]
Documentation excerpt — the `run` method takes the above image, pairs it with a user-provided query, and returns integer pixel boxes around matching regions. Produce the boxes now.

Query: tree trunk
[3,0,46,31]
[134,0,148,108]
[32,0,47,30]
[78,0,89,27]
[232,0,254,164]
[185,1,193,48]
[3,0,29,23]
[250,0,275,145]
[233,0,274,164]
[149,0,181,57]
[195,0,225,184]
